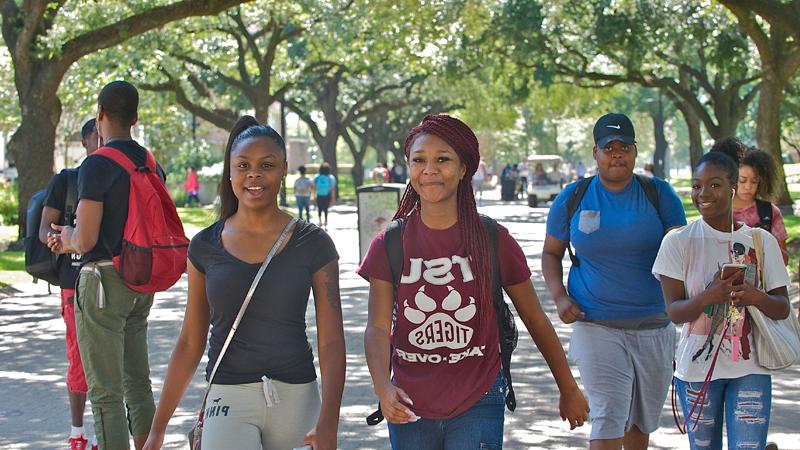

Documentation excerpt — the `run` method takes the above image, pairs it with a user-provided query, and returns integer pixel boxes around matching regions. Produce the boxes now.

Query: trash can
[501,178,516,201]
[356,183,407,262]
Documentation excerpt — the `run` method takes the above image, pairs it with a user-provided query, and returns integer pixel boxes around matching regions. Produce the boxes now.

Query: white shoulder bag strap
[201,218,296,402]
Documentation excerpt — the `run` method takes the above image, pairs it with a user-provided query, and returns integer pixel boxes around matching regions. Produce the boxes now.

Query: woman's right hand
[141,431,164,450]
[377,383,419,424]
[554,294,585,324]
[704,268,745,306]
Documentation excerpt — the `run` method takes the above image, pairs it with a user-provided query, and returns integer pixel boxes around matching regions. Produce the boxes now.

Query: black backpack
[23,169,78,285]
[366,214,518,426]
[754,199,773,233]
[564,174,661,267]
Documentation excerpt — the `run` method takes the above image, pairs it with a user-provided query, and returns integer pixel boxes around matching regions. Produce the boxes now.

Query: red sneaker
[68,436,88,450]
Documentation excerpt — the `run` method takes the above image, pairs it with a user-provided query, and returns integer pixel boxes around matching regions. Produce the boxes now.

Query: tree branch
[723,3,771,58]
[59,0,253,73]
[718,0,800,41]
[140,70,238,130]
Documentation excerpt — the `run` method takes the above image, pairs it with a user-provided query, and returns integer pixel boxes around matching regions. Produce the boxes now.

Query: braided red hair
[394,114,493,336]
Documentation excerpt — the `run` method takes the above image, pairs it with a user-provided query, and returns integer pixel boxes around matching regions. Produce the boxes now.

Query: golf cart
[526,154,564,207]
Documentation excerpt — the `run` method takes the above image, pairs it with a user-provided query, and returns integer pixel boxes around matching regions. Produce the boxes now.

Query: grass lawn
[177,206,217,237]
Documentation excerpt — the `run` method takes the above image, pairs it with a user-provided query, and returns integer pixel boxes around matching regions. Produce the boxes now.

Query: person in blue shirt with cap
[541,113,687,450]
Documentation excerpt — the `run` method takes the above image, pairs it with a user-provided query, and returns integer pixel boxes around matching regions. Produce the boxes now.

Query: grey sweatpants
[201,379,321,450]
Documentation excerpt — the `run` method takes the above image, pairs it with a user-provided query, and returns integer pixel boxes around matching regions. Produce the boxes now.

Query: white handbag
[745,228,800,370]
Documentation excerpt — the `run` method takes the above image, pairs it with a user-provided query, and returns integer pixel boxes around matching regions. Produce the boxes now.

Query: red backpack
[95,147,189,293]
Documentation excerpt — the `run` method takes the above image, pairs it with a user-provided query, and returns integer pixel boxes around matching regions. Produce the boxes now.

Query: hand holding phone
[721,263,747,285]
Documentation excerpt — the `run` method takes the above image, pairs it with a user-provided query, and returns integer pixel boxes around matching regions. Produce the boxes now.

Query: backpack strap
[366,218,405,426]
[63,169,79,226]
[94,146,157,174]
[565,174,661,266]
[634,173,660,215]
[385,218,405,285]
[755,199,773,233]
[480,214,517,411]
[565,176,594,267]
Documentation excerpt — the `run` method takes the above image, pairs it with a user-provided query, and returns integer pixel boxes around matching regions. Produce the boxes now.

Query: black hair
[319,162,331,175]
[742,147,779,202]
[709,137,746,165]
[219,115,287,219]
[98,81,139,124]
[696,151,739,186]
[298,165,306,175]
[81,119,96,138]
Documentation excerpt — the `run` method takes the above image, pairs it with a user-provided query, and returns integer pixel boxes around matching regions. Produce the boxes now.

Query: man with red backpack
[48,81,187,450]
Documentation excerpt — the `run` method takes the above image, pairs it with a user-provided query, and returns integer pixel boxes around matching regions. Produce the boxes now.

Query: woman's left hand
[301,421,337,450]
[731,282,765,307]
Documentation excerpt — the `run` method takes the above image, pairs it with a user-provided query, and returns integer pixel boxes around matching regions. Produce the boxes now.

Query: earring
[229,177,232,181]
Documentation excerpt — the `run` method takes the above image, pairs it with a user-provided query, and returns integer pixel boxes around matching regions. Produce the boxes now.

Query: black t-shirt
[43,169,81,289]
[78,140,166,263]
[188,219,338,385]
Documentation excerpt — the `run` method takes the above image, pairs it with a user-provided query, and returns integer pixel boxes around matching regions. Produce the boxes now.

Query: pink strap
[683,320,730,432]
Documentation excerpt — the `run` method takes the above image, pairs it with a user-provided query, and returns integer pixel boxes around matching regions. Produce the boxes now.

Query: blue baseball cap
[593,113,636,149]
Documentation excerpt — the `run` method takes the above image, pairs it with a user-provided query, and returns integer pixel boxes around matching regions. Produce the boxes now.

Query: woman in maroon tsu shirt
[359,114,589,449]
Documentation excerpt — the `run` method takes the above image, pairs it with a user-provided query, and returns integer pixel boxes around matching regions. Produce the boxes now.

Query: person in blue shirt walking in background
[541,113,687,450]
[313,162,337,228]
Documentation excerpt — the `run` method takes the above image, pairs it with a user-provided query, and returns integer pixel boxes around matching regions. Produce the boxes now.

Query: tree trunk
[351,160,364,187]
[7,91,62,238]
[650,94,668,179]
[757,75,792,208]
[319,133,339,176]
[674,103,703,170]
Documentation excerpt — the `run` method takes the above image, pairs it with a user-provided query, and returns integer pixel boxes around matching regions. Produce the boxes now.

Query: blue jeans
[296,195,310,221]
[388,372,505,450]
[676,374,771,450]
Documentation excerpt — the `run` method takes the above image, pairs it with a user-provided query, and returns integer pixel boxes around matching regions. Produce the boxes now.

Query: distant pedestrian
[39,118,100,450]
[371,162,390,184]
[471,157,488,203]
[390,161,406,183]
[294,165,313,222]
[183,167,200,207]
[517,159,529,198]
[313,162,337,228]
[576,161,586,179]
[360,114,589,449]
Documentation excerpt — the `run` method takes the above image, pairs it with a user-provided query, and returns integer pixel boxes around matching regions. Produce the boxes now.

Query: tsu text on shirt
[357,211,530,419]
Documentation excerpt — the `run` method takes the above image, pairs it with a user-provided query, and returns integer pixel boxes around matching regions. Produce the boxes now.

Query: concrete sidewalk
[2,192,799,449]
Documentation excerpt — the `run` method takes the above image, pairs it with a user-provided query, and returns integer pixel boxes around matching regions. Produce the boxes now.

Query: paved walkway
[2,189,799,449]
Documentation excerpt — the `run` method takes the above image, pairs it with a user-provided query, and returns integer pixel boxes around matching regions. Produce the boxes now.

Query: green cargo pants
[75,261,155,450]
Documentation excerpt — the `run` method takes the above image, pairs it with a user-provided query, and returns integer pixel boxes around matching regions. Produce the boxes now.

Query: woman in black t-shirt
[143,116,345,450]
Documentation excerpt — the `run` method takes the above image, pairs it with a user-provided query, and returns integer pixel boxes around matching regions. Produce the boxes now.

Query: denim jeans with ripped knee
[676,374,771,450]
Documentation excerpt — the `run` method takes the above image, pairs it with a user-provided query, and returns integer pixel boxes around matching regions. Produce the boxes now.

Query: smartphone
[292,446,312,450]
[721,263,747,285]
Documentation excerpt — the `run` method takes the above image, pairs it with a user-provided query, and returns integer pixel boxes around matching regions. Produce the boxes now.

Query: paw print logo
[404,285,476,350]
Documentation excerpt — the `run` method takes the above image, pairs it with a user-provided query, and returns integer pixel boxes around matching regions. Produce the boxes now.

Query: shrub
[0,182,18,226]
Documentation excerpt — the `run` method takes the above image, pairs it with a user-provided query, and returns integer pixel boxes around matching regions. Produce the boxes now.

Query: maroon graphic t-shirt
[357,211,531,419]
